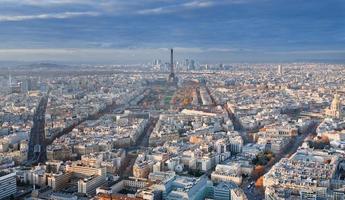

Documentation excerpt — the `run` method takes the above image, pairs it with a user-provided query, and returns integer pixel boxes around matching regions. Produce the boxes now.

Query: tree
[309,135,330,149]
[255,176,264,193]
[252,165,265,179]
[320,135,330,144]
[255,176,264,188]
[182,98,190,107]
[252,151,275,166]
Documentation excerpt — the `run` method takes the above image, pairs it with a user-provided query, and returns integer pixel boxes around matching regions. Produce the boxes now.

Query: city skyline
[0,0,344,64]
[1,1,345,199]
[1,47,345,199]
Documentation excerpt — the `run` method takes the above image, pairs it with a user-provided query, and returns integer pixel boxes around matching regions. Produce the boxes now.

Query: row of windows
[0,181,14,186]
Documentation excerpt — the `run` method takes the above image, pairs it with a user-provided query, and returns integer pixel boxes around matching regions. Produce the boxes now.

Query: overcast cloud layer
[0,0,344,63]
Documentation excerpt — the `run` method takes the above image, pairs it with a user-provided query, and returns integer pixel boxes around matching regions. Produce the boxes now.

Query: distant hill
[24,62,71,69]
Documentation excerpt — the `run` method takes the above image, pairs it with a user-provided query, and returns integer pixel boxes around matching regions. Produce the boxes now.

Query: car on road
[247,181,255,189]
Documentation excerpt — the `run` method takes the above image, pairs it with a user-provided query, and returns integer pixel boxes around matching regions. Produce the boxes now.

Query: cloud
[0,0,94,6]
[206,48,240,52]
[137,0,255,15]
[0,47,344,64]
[0,47,234,61]
[0,0,253,16]
[0,11,99,22]
[183,1,214,8]
[0,0,343,63]
[137,1,215,15]
[0,48,171,64]
[270,50,345,55]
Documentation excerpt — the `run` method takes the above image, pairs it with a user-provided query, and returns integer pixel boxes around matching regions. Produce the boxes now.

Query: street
[241,120,320,198]
[27,95,49,165]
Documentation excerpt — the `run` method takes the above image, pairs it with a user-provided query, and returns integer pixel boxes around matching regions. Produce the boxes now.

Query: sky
[0,0,344,64]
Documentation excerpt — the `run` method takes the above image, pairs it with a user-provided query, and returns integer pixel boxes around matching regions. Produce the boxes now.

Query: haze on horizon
[0,0,344,64]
